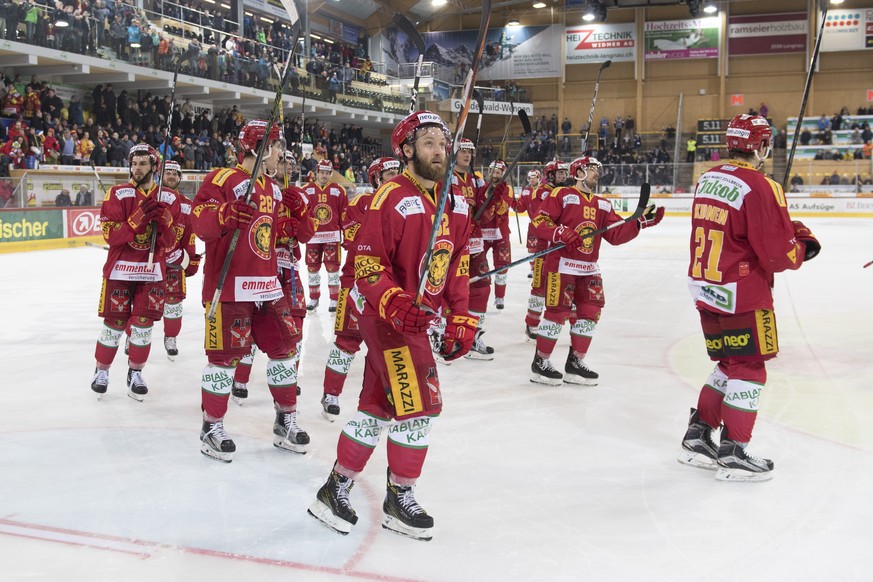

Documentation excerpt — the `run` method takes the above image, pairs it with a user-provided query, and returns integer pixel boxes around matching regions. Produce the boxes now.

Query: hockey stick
[782,6,828,192]
[470,89,485,171]
[500,99,514,147]
[414,0,492,307]
[473,109,533,221]
[85,241,109,250]
[207,20,303,321]
[146,44,200,270]
[863,259,873,269]
[582,60,611,153]
[89,162,109,198]
[470,183,651,282]
[392,14,426,114]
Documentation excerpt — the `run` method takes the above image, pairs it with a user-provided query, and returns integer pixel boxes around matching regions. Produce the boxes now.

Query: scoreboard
[696,119,729,148]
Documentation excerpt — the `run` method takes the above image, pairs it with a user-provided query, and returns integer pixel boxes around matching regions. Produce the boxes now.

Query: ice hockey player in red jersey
[678,114,820,482]
[89,144,179,401]
[191,120,308,463]
[230,151,317,405]
[522,161,567,341]
[319,156,401,422]
[160,161,200,360]
[530,155,664,386]
[303,158,348,312]
[478,159,514,310]
[308,111,474,541]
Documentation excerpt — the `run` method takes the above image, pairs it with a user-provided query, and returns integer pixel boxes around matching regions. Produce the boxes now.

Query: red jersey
[303,181,348,245]
[476,182,514,240]
[165,190,196,268]
[99,181,180,281]
[337,190,376,290]
[352,170,472,318]
[688,159,804,315]
[516,183,550,242]
[453,168,484,252]
[531,185,640,276]
[192,165,285,303]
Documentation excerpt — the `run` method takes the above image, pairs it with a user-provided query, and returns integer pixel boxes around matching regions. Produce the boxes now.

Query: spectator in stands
[686,137,697,163]
[800,127,811,146]
[863,141,872,160]
[55,188,72,206]
[829,170,840,186]
[790,174,804,187]
[759,102,768,118]
[68,94,84,126]
[74,183,92,206]
[42,127,60,164]
[74,130,94,165]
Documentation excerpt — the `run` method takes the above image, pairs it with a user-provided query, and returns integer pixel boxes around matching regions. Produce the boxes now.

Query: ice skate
[91,368,109,398]
[715,438,774,482]
[328,299,338,313]
[494,297,505,310]
[273,409,310,454]
[126,368,148,402]
[531,354,563,385]
[306,298,319,311]
[429,332,451,366]
[464,330,495,361]
[163,336,178,360]
[564,351,599,386]
[382,471,434,541]
[308,470,358,535]
[677,408,719,470]
[524,324,538,343]
[200,419,235,463]
[321,393,340,422]
[231,381,248,406]
[123,336,130,356]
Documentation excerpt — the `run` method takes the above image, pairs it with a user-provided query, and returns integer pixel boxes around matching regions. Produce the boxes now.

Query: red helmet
[316,159,333,173]
[282,150,297,164]
[367,157,401,188]
[527,169,542,182]
[163,160,182,176]
[544,159,569,183]
[238,119,282,154]
[458,138,475,151]
[725,114,773,153]
[569,156,602,180]
[128,143,160,169]
[391,110,451,162]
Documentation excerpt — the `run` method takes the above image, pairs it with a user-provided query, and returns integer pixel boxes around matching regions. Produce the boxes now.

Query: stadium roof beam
[0,54,37,66]
[33,64,89,77]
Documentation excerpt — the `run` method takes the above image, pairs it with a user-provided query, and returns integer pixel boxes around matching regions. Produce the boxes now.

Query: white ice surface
[1,216,872,582]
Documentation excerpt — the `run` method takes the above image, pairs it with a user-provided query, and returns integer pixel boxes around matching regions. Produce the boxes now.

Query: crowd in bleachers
[794,106,872,161]
[0,72,385,183]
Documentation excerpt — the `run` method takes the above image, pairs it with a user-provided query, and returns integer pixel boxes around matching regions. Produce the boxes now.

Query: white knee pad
[238,348,255,367]
[326,345,355,375]
[706,365,729,395]
[129,324,153,347]
[538,320,562,341]
[341,411,391,448]
[98,324,123,348]
[570,318,596,338]
[308,272,321,287]
[724,379,762,412]
[528,295,545,313]
[495,272,508,286]
[201,364,233,395]
[327,271,340,287]
[267,357,297,389]
[388,416,435,448]
[163,300,183,320]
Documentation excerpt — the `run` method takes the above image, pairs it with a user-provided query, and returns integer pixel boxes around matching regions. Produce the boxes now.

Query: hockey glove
[127,197,160,232]
[381,288,434,334]
[218,198,255,230]
[440,313,479,361]
[157,206,174,234]
[276,215,300,242]
[639,204,665,229]
[184,253,201,277]
[792,220,821,261]
[553,225,582,248]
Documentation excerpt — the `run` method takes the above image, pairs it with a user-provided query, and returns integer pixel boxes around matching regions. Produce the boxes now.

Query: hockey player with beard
[320,156,401,421]
[230,151,317,405]
[192,120,308,463]
[522,160,567,341]
[529,156,665,386]
[303,159,348,312]
[90,144,180,401]
[678,114,820,481]
[308,111,474,541]
[160,161,200,360]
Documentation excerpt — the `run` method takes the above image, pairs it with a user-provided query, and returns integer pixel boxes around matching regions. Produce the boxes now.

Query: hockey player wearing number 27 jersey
[679,114,820,482]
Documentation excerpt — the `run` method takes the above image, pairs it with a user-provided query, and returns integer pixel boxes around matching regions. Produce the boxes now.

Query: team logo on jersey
[110,289,130,312]
[426,367,441,407]
[577,222,596,253]
[424,240,453,295]
[147,286,165,312]
[128,223,154,251]
[249,215,273,260]
[229,317,251,349]
[314,203,333,225]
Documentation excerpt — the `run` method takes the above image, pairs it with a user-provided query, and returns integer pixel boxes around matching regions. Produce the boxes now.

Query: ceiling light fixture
[532,1,546,8]
[702,2,718,14]
[432,0,447,6]
[507,19,520,27]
